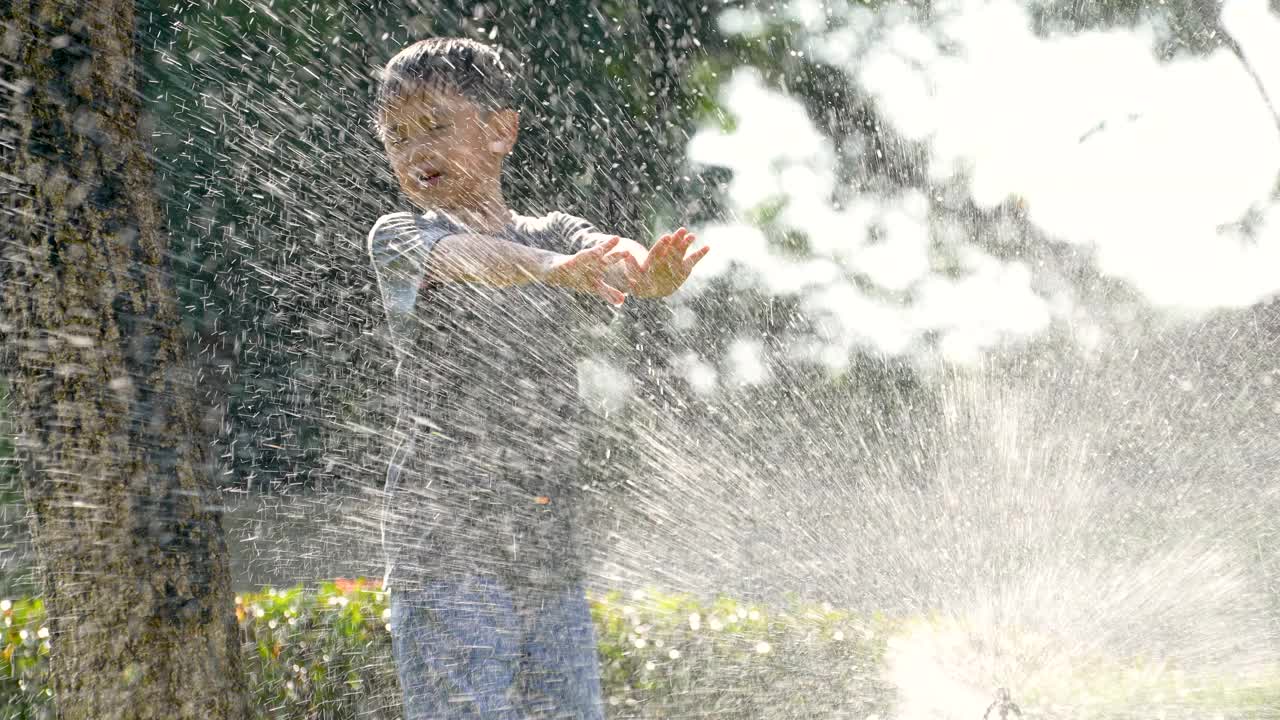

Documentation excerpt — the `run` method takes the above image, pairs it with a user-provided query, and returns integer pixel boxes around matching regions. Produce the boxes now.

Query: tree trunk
[0,2,248,718]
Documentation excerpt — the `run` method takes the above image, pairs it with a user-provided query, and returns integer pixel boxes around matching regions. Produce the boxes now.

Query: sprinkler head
[982,687,1022,719]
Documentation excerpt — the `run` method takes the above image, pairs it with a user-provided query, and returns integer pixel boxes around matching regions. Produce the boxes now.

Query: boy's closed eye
[390,121,451,144]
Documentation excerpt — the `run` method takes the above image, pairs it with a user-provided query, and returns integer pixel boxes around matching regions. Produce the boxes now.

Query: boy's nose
[406,145,436,165]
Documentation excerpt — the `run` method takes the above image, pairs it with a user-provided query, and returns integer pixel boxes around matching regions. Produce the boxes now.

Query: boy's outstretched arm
[429,233,632,306]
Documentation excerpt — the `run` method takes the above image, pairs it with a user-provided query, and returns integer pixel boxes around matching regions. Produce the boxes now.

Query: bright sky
[680,0,1280,376]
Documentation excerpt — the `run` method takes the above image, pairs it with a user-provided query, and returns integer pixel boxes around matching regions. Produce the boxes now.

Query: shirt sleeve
[545,211,605,256]
[367,211,460,354]
[538,211,625,328]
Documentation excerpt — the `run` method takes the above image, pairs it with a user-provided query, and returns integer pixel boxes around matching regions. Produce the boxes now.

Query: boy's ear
[487,109,519,155]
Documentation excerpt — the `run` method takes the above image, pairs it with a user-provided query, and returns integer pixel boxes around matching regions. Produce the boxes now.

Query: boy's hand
[629,228,710,299]
[541,236,634,306]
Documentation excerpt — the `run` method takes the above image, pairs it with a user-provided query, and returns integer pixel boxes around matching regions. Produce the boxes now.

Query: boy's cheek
[386,151,409,173]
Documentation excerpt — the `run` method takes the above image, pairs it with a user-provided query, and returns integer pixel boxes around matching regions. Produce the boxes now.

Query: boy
[366,38,708,719]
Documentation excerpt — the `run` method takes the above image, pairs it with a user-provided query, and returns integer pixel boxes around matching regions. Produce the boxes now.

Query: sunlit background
[4,0,1280,717]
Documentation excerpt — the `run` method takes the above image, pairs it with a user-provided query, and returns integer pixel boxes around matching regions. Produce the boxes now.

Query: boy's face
[382,86,518,210]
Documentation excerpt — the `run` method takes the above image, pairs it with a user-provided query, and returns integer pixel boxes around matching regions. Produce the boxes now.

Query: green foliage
[0,580,892,719]
[2,582,1279,717]
[237,578,398,718]
[592,589,894,717]
[0,597,52,718]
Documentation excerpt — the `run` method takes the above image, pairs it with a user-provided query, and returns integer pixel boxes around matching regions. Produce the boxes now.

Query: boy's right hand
[540,236,636,306]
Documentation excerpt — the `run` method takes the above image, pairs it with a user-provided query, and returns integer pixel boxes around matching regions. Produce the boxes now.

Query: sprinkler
[982,687,1022,719]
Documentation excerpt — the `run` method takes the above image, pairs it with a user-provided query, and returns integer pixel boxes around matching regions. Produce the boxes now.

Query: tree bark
[0,2,247,718]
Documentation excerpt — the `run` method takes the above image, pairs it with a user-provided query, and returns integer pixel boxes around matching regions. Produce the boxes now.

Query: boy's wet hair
[372,37,517,142]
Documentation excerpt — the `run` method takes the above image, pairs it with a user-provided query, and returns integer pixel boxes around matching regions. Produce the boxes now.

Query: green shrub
[0,596,53,719]
[0,580,893,719]
[4,582,1279,718]
[590,589,894,718]
[238,578,400,719]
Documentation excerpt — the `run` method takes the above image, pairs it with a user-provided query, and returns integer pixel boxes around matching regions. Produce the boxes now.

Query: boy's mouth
[417,171,445,188]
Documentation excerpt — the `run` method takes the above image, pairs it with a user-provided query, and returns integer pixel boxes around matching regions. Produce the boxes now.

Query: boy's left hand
[629,228,710,299]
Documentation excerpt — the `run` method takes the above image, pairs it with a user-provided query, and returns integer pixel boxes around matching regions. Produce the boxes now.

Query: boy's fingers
[601,250,631,266]
[674,228,693,252]
[683,245,710,273]
[647,235,673,267]
[593,236,621,254]
[618,253,643,277]
[566,236,620,270]
[681,238,703,260]
[596,279,625,306]
[581,237,619,261]
[677,232,697,254]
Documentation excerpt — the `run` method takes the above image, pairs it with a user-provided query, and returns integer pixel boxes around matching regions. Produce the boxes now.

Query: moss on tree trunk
[1,2,247,718]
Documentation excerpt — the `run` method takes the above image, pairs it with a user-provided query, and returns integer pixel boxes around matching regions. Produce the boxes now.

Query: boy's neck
[428,181,512,234]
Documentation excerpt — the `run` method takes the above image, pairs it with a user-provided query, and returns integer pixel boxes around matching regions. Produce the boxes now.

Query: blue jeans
[388,576,605,719]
